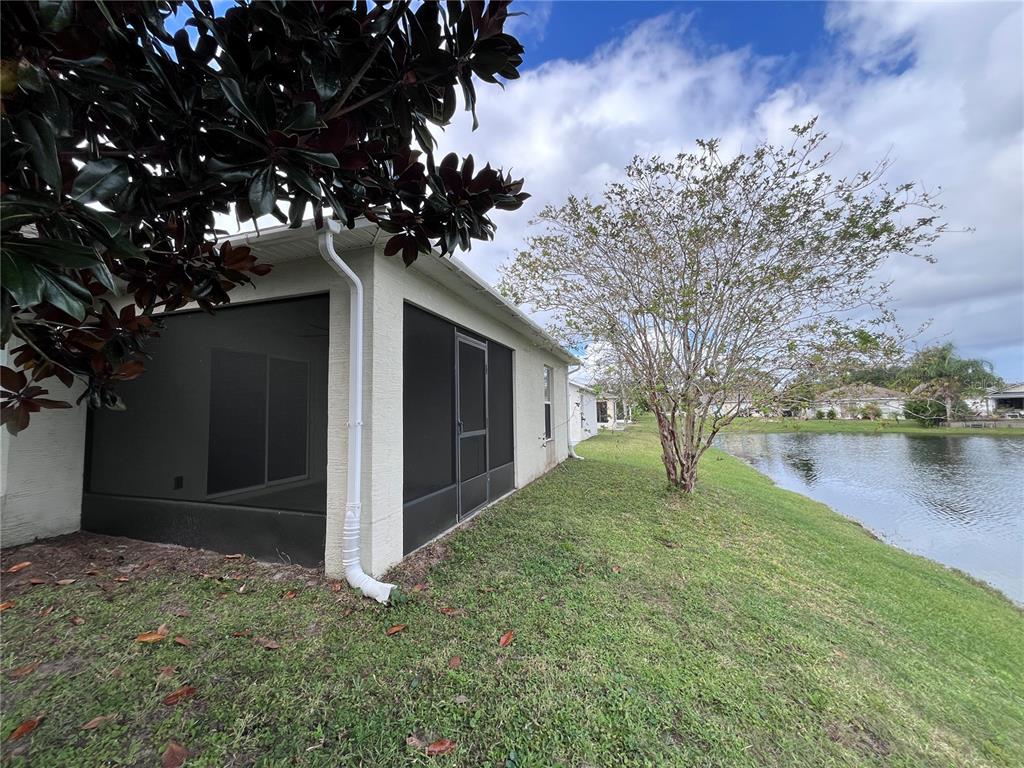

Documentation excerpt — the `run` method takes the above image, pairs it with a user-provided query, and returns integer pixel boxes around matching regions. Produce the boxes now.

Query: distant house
[568,381,598,447]
[987,383,1024,414]
[595,394,626,429]
[807,384,906,419]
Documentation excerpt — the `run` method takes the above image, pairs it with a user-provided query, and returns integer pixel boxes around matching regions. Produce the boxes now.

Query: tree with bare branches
[501,120,947,491]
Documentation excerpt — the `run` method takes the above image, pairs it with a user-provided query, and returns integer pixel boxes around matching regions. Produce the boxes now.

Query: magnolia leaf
[72,159,130,204]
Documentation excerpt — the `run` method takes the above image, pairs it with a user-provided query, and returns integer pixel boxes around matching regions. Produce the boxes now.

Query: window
[208,349,309,496]
[543,365,553,440]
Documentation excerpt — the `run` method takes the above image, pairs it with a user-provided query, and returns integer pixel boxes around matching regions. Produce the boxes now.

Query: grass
[725,416,1024,437]
[1,418,1022,766]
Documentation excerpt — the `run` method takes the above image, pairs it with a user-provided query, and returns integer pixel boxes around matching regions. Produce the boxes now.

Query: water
[714,431,1024,602]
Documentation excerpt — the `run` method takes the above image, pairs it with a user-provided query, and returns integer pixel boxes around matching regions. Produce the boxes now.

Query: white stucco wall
[0,380,87,547]
[368,248,570,575]
[0,236,571,580]
[569,383,598,445]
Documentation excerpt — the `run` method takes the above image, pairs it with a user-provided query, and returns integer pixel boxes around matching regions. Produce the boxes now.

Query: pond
[714,431,1024,603]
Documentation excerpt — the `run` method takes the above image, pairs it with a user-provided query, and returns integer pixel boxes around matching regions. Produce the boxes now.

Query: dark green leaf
[5,237,100,268]
[13,113,61,190]
[0,252,44,307]
[248,165,276,217]
[38,0,74,32]
[219,78,267,133]
[71,159,130,204]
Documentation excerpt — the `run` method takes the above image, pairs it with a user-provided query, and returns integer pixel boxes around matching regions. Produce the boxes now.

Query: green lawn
[2,419,1021,766]
[725,416,1024,437]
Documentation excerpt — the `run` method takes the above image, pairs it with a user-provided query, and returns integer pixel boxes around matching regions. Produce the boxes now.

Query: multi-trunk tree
[1,0,528,433]
[501,121,946,492]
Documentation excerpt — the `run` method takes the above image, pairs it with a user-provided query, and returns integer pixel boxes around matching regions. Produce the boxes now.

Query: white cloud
[436,2,1024,379]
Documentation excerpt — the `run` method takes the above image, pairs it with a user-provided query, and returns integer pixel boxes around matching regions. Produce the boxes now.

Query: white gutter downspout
[317,220,395,604]
[566,365,582,460]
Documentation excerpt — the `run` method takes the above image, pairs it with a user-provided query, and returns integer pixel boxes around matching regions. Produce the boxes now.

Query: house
[595,395,624,429]
[568,381,598,448]
[0,220,577,601]
[806,384,906,419]
[987,383,1024,414]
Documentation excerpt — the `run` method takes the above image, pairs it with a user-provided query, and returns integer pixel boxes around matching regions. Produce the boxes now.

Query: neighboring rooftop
[818,384,906,401]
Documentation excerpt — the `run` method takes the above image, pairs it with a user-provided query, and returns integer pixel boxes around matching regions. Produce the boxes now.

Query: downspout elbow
[317,220,395,604]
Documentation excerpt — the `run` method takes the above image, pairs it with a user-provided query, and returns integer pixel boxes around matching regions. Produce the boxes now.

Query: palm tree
[899,344,1002,421]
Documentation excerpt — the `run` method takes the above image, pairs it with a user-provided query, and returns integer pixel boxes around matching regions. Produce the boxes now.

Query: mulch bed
[1,530,453,599]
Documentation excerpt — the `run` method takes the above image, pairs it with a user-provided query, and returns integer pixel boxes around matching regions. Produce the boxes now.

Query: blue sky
[519,1,829,75]
[445,1,1022,381]
[192,2,1022,381]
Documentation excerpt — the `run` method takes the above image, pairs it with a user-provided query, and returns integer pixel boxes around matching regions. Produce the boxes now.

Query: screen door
[456,335,488,518]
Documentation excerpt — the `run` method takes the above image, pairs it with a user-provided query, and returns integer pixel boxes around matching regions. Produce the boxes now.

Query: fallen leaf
[438,606,458,617]
[157,623,169,635]
[6,562,31,574]
[612,565,622,574]
[237,584,247,594]
[85,569,99,576]
[412,583,427,592]
[426,738,456,756]
[386,624,406,636]
[136,629,168,643]
[230,629,251,638]
[341,608,354,618]
[162,685,197,706]
[6,716,43,741]
[499,630,514,647]
[161,740,188,768]
[110,667,123,679]
[172,608,191,618]
[70,615,85,626]
[157,666,176,679]
[406,734,427,749]
[8,661,40,679]
[453,694,469,705]
[224,553,243,560]
[55,578,76,586]
[0,601,14,612]
[28,577,47,585]
[38,605,54,617]
[255,637,281,650]
[113,576,130,582]
[330,581,343,593]
[80,714,117,730]
[173,635,192,647]
[577,563,586,575]
[283,589,298,600]
[448,656,462,669]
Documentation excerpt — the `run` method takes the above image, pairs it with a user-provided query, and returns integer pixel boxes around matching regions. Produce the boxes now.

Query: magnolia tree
[1,0,527,433]
[501,121,946,491]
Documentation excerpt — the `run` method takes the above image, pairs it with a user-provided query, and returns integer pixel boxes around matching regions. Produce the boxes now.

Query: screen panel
[487,341,514,468]
[458,341,486,433]
[87,294,329,515]
[403,304,455,502]
[268,358,309,482]
[459,434,487,480]
[207,349,268,495]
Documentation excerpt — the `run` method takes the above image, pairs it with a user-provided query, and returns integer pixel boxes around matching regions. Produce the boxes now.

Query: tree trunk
[945,395,953,422]
[652,403,698,492]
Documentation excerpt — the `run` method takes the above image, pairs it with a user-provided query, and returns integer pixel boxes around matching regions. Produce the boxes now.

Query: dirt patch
[826,720,892,759]
[385,534,453,590]
[0,532,346,601]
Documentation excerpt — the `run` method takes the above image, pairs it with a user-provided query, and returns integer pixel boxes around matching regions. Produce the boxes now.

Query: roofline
[568,380,596,394]
[428,253,580,365]
[240,218,579,366]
